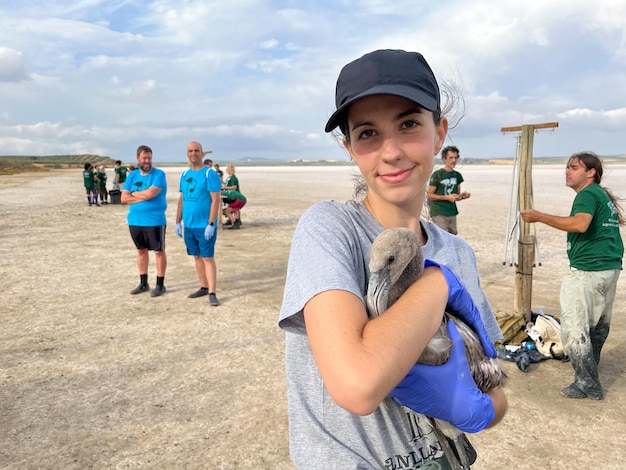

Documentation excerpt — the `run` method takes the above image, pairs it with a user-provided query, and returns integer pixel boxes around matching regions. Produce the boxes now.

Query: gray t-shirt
[278,200,502,469]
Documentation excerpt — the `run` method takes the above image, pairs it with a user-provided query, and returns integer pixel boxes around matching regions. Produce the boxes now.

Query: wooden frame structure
[501,122,558,321]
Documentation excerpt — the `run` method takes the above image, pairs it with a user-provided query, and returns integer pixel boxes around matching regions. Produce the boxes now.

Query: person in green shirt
[114,160,128,189]
[82,163,98,206]
[222,189,246,230]
[223,164,243,227]
[427,145,470,234]
[223,164,240,192]
[95,165,108,204]
[214,163,224,182]
[521,151,624,400]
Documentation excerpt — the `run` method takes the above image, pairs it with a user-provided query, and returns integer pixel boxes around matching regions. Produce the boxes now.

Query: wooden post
[516,234,535,321]
[501,122,558,320]
[518,125,534,237]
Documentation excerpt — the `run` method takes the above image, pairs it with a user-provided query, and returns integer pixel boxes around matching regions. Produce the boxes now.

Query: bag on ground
[525,313,566,359]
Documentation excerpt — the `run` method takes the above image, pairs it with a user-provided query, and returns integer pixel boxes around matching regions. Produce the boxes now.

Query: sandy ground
[1,163,626,469]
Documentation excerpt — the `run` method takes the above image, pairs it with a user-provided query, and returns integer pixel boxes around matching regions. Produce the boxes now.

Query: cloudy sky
[1,0,625,163]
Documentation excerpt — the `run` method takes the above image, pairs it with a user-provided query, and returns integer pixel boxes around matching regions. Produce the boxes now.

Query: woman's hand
[389,321,495,433]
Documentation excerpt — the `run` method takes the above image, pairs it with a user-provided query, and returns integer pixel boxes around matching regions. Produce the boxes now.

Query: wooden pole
[501,121,558,320]
[500,122,558,133]
[517,234,535,321]
[514,125,534,319]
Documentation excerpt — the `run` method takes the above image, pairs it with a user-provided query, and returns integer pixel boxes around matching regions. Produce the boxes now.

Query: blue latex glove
[175,223,183,238]
[390,321,495,433]
[424,259,496,358]
[204,223,216,240]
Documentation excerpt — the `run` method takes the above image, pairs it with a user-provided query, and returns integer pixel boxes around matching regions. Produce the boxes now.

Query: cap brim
[324,84,439,133]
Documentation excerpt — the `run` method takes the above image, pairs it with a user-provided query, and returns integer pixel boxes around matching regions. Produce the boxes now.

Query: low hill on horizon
[2,153,626,175]
[0,154,118,175]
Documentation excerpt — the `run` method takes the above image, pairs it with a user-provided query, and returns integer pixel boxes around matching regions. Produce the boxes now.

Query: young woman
[279,49,507,468]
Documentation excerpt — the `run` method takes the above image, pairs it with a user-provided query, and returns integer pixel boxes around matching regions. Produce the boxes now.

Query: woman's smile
[379,166,414,184]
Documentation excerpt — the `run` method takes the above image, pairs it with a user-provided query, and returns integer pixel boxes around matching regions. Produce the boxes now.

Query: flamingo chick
[367,228,507,470]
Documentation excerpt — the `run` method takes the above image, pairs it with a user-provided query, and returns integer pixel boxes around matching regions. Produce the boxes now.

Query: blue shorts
[184,227,217,258]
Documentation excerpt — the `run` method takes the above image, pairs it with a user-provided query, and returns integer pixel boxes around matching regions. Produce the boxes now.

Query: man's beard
[140,162,152,173]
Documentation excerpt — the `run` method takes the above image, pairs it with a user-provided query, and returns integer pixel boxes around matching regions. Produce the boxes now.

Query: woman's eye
[402,119,419,129]
[358,129,375,139]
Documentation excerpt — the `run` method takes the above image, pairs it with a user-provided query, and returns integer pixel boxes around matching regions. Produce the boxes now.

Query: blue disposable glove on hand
[204,223,216,240]
[424,259,496,358]
[175,223,183,238]
[390,321,495,433]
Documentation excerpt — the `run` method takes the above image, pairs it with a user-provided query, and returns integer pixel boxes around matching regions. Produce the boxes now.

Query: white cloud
[0,0,625,160]
[118,79,161,100]
[260,39,279,49]
[558,107,626,128]
[0,47,29,82]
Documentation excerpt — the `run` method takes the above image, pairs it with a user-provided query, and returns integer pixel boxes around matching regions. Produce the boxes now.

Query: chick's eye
[387,255,395,264]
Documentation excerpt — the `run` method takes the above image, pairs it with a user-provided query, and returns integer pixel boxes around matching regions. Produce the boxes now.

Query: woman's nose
[380,136,402,160]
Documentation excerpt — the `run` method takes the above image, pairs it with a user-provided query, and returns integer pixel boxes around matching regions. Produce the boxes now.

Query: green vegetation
[0,154,117,175]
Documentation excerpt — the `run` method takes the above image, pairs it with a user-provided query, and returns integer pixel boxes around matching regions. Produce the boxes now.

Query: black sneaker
[209,293,220,306]
[130,284,150,295]
[224,220,232,226]
[188,288,209,298]
[151,285,166,297]
[228,221,240,230]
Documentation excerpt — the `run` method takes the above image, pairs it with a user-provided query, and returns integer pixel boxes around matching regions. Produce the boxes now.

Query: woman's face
[344,94,447,209]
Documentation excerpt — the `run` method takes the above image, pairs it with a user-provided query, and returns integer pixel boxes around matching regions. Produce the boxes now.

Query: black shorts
[129,226,166,252]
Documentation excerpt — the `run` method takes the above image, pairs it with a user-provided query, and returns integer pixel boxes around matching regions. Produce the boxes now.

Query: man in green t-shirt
[427,146,470,235]
[521,151,624,401]
[83,163,98,206]
[114,160,128,189]
[95,165,108,204]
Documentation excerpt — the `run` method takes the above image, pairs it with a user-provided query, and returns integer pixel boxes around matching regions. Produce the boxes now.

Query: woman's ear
[434,118,449,155]
[342,138,354,161]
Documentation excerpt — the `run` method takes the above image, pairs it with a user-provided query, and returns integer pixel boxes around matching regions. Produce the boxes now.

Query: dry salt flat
[1,163,625,469]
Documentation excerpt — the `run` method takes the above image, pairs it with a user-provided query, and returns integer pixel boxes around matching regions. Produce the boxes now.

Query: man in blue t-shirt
[121,145,168,297]
[175,141,222,306]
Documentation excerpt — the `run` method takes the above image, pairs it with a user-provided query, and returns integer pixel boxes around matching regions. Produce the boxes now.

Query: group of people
[278,48,623,468]
[81,160,132,206]
[425,139,622,403]
[82,163,108,206]
[203,158,247,229]
[117,142,248,305]
[99,48,621,469]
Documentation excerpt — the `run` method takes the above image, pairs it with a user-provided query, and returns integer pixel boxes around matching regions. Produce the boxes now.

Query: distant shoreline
[3,153,626,176]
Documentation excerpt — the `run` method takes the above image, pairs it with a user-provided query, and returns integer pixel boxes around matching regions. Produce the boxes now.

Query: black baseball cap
[325,49,441,133]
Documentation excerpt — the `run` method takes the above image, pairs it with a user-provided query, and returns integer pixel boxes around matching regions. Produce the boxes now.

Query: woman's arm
[304,266,447,415]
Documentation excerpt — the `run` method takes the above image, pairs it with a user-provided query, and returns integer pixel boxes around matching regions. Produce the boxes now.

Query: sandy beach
[1,163,626,469]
